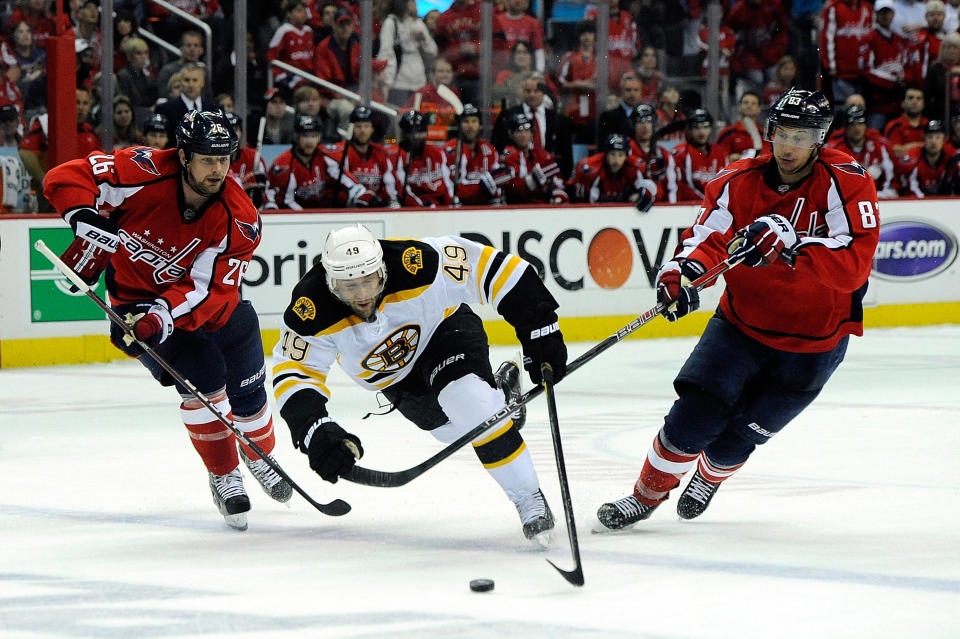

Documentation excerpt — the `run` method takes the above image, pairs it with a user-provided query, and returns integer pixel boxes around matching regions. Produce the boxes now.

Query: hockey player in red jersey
[672,108,732,202]
[628,103,678,203]
[904,118,960,196]
[567,133,657,209]
[500,111,569,204]
[394,110,454,207]
[597,89,880,528]
[43,110,295,530]
[444,103,509,206]
[330,106,399,207]
[267,113,376,209]
[826,104,899,198]
[224,112,269,208]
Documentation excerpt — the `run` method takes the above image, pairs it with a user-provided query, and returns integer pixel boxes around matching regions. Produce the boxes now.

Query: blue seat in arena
[551,1,586,21]
[260,144,288,168]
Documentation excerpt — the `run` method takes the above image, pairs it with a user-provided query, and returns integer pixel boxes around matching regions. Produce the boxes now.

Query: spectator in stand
[672,108,732,203]
[148,0,226,57]
[378,0,438,107]
[160,70,184,108]
[73,1,102,71]
[0,104,22,148]
[585,0,638,89]
[906,0,947,86]
[826,104,899,197]
[310,1,339,43]
[267,1,315,93]
[407,57,461,132]
[155,63,209,139]
[905,118,960,194]
[4,0,58,48]
[598,73,645,144]
[632,46,664,105]
[8,20,45,118]
[424,9,440,38]
[116,37,157,122]
[819,0,874,109]
[216,93,233,112]
[864,0,910,132]
[945,0,960,32]
[336,106,399,207]
[628,104,678,204]
[567,133,657,208]
[156,30,210,104]
[885,85,928,158]
[445,103,507,206]
[763,55,797,108]
[495,0,544,72]
[716,91,765,161]
[726,0,789,98]
[492,72,574,179]
[557,20,598,144]
[314,8,362,134]
[292,84,323,119]
[434,0,482,104]
[499,111,568,204]
[142,112,170,149]
[224,112,268,209]
[891,0,929,37]
[697,13,735,99]
[655,84,686,146]
[492,41,552,110]
[97,94,141,150]
[263,87,296,145]
[393,110,453,207]
[923,31,960,121]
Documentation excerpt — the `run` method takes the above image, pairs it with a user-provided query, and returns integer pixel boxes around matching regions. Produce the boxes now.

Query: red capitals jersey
[229,146,267,192]
[43,147,260,332]
[266,23,315,86]
[826,130,897,193]
[557,49,597,126]
[444,138,502,205]
[393,144,453,207]
[584,7,637,84]
[716,119,764,157]
[678,147,879,352]
[630,141,678,203]
[883,115,927,158]
[905,150,960,197]
[268,147,365,209]
[672,142,732,202]
[500,144,568,204]
[567,152,651,203]
[906,28,942,85]
[819,0,873,78]
[435,2,481,79]
[864,27,910,117]
[330,141,399,205]
[494,12,543,54]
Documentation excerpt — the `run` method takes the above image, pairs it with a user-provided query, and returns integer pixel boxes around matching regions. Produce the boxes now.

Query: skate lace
[244,456,283,489]
[685,474,717,505]
[514,490,547,524]
[211,469,246,499]
[611,495,647,517]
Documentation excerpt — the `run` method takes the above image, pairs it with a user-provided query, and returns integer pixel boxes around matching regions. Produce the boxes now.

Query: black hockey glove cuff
[303,418,363,483]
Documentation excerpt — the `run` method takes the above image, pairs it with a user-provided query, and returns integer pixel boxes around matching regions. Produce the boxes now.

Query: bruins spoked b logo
[363,325,421,372]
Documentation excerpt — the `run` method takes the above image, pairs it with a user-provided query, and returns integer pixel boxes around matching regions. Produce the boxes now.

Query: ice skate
[240,449,293,503]
[495,360,525,429]
[513,489,555,544]
[208,467,251,530]
[677,469,721,520]
[596,494,660,530]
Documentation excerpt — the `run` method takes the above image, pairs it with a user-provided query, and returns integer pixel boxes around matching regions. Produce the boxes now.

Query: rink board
[1,200,958,367]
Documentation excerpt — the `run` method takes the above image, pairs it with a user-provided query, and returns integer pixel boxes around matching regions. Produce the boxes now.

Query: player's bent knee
[433,374,507,442]
[230,384,267,419]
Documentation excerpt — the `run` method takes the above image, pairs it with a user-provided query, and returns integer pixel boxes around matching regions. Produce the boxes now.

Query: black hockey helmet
[630,103,656,123]
[142,112,168,134]
[925,119,947,134]
[458,103,481,124]
[350,105,374,123]
[765,88,833,146]
[176,109,238,159]
[224,111,242,131]
[295,113,323,135]
[603,133,630,153]
[843,104,867,126]
[686,108,714,128]
[398,110,427,134]
[505,111,533,132]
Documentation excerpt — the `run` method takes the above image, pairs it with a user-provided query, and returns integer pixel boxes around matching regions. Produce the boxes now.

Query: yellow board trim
[3,302,959,368]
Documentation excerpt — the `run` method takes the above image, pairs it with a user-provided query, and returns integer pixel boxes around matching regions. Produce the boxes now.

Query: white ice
[1,325,959,638]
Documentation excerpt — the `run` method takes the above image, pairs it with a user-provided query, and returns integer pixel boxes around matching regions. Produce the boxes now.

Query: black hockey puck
[469,578,495,592]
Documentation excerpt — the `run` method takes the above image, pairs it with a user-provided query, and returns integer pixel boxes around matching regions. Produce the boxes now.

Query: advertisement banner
[28,227,106,322]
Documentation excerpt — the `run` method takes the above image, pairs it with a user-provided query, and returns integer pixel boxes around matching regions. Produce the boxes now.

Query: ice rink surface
[2,324,958,638]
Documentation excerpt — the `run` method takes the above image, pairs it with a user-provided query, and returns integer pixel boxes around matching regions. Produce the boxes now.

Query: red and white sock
[697,455,745,483]
[634,432,699,506]
[234,403,276,461]
[181,391,238,476]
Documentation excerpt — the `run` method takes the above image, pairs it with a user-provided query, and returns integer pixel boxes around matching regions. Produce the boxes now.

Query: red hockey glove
[656,259,706,322]
[59,207,119,287]
[730,214,798,267]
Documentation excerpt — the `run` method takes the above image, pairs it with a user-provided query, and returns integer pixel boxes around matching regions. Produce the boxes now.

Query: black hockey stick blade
[342,253,744,488]
[34,240,351,517]
[541,363,584,587]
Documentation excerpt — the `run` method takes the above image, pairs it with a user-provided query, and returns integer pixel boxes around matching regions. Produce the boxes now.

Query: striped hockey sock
[181,391,238,476]
[635,431,700,506]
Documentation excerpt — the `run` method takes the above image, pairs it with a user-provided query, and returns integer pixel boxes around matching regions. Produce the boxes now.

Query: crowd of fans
[2,0,960,213]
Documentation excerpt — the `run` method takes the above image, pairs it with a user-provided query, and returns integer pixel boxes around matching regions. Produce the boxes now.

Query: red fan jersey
[500,145,568,204]
[43,147,260,332]
[819,0,873,79]
[672,142,732,202]
[864,26,910,117]
[557,49,597,126]
[566,152,653,203]
[393,144,454,207]
[905,28,942,85]
[443,138,503,205]
[584,7,637,84]
[630,141,679,203]
[677,147,879,353]
[826,129,897,193]
[329,141,399,205]
[435,2,481,79]
[266,23,315,87]
[268,147,366,209]
[905,150,960,196]
[883,115,927,158]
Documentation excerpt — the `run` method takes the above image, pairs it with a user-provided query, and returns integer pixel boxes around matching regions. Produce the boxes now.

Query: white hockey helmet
[321,224,387,301]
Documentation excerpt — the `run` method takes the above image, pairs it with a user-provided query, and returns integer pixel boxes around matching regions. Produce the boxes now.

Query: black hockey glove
[304,419,363,483]
[656,259,705,322]
[59,207,119,289]
[518,317,568,385]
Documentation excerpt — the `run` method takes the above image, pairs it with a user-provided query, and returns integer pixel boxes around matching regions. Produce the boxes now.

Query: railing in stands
[267,60,398,119]
[144,0,213,80]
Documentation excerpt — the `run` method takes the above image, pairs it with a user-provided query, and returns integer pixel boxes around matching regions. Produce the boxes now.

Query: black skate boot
[677,469,721,520]
[513,489,555,542]
[208,467,251,530]
[596,494,660,530]
[495,361,525,429]
[240,449,293,503]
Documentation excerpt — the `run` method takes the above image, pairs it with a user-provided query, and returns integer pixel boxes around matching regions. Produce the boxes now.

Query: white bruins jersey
[272,235,557,437]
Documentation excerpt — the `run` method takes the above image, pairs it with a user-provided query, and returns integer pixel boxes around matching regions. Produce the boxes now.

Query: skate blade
[224,512,248,531]
[530,528,554,549]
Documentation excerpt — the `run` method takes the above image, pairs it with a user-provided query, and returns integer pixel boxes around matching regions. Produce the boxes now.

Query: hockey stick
[252,115,266,172]
[541,363,584,587]
[34,240,352,517]
[342,251,745,488]
[336,122,354,205]
[437,84,465,205]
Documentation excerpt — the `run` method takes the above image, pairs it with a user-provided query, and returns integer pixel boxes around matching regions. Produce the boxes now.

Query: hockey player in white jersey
[272,224,568,541]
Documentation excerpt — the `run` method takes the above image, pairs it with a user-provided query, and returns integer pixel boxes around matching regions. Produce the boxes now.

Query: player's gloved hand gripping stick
[34,239,352,517]
[343,245,753,488]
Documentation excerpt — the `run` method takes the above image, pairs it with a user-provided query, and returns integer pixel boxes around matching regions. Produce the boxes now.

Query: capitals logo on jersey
[131,147,160,176]
[235,217,261,242]
[832,161,866,177]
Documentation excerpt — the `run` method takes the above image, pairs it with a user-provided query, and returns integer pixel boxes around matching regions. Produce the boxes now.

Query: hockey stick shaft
[252,116,266,172]
[34,240,351,517]
[342,252,744,487]
[541,363,584,587]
